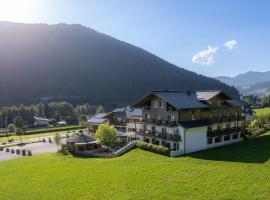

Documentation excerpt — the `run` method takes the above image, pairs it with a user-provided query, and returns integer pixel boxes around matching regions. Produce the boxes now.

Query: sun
[0,0,36,22]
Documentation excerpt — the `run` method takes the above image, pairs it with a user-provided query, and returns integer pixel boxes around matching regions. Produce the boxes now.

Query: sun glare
[0,0,36,22]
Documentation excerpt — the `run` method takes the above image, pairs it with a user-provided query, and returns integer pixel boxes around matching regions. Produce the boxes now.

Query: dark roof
[225,99,247,107]
[87,112,109,124]
[67,134,96,143]
[135,90,209,109]
[180,119,210,128]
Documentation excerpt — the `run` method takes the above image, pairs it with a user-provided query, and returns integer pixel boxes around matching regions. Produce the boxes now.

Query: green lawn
[255,107,270,116]
[1,132,270,200]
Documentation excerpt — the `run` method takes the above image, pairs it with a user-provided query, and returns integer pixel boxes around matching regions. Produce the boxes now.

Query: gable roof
[196,90,231,101]
[225,99,247,107]
[67,134,96,143]
[87,112,109,124]
[135,90,209,109]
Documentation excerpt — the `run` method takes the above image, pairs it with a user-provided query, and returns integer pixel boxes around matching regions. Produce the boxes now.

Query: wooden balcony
[141,118,178,127]
[207,127,243,137]
[138,130,181,142]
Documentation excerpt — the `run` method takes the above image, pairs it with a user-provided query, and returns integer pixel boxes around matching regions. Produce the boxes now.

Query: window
[226,123,231,129]
[162,141,165,146]
[151,126,155,132]
[224,135,230,141]
[173,143,177,151]
[215,136,222,143]
[232,134,238,139]
[153,100,158,108]
[208,138,213,144]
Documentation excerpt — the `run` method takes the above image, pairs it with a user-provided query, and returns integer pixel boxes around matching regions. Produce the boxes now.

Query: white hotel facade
[127,90,246,157]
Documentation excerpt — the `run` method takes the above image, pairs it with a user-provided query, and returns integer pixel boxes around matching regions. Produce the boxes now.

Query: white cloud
[192,46,219,65]
[224,40,238,50]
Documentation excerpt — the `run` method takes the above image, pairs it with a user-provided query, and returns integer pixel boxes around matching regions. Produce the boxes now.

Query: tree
[7,124,15,132]
[54,133,62,150]
[261,95,270,107]
[14,116,24,143]
[78,115,87,126]
[243,96,253,105]
[96,124,117,148]
[96,105,105,113]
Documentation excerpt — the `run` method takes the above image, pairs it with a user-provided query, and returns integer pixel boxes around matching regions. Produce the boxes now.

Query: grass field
[255,107,270,116]
[0,132,270,199]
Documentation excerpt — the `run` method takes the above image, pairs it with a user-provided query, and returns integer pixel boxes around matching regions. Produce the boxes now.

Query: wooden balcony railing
[138,130,181,142]
[141,118,178,127]
[207,127,244,137]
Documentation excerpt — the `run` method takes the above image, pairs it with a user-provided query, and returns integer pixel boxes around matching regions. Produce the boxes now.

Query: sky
[0,0,269,77]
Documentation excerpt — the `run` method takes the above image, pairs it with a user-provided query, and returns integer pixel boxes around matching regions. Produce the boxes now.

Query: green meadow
[0,132,270,200]
[255,107,270,116]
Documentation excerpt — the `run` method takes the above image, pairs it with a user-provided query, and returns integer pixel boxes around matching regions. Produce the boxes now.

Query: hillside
[0,132,270,199]
[0,22,238,107]
[239,80,270,97]
[216,71,270,87]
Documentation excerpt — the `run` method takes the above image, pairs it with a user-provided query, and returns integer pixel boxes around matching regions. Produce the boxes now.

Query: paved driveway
[0,142,58,161]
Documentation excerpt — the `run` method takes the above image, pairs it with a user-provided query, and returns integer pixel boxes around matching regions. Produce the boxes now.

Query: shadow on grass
[187,135,270,164]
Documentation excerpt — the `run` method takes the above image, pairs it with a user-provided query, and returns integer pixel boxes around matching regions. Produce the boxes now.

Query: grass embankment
[255,107,270,116]
[0,132,270,200]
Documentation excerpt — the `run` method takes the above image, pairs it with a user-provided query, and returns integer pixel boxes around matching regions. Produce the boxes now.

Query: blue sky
[0,0,270,77]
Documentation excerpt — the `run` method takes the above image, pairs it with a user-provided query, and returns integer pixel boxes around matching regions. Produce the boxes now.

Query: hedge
[136,141,169,156]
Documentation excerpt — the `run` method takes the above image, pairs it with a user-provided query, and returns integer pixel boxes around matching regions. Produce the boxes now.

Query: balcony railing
[138,130,181,142]
[141,118,178,127]
[207,127,244,137]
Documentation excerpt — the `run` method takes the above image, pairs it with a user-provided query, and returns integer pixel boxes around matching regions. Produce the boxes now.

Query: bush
[42,138,46,143]
[21,149,26,156]
[60,143,68,154]
[16,149,20,155]
[136,141,169,156]
[27,150,32,156]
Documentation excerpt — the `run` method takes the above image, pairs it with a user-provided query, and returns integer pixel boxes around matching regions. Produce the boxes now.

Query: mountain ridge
[216,71,270,87]
[0,21,238,107]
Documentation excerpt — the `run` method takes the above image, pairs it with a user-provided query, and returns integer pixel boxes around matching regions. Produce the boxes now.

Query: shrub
[60,143,68,154]
[16,149,20,155]
[136,141,169,156]
[27,150,32,156]
[42,138,46,143]
[21,149,26,156]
